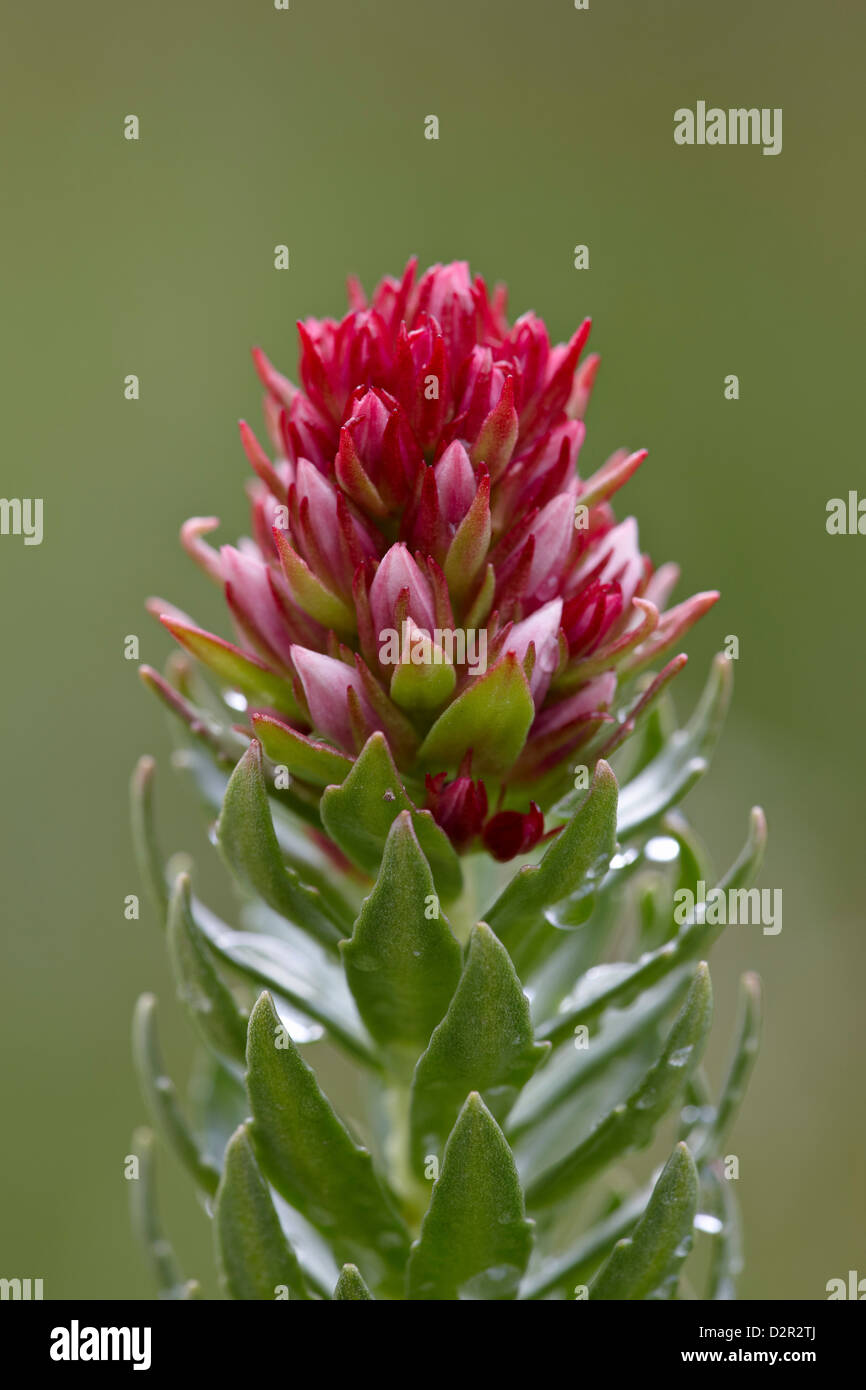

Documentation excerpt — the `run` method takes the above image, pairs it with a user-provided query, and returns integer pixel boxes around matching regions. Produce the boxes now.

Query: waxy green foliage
[589,1142,698,1300]
[341,812,463,1054]
[417,655,535,775]
[320,732,462,901]
[130,651,765,1299]
[215,1125,311,1301]
[245,992,411,1281]
[409,923,549,1172]
[406,1094,534,1300]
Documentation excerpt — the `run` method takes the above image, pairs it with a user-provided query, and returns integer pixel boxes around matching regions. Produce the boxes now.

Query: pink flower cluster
[164,260,716,860]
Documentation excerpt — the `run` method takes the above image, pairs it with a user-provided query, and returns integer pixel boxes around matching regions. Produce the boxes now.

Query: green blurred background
[1,0,863,1299]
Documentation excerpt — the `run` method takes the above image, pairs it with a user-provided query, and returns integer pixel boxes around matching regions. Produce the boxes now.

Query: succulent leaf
[167,874,248,1066]
[406,1093,533,1300]
[217,740,346,950]
[215,1124,311,1301]
[409,923,549,1174]
[341,812,463,1054]
[245,992,410,1284]
[131,994,220,1197]
[588,1142,698,1300]
[333,1264,374,1300]
[320,732,462,900]
[526,963,712,1209]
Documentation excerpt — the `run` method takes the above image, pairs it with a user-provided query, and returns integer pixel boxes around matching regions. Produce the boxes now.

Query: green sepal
[214,1123,311,1301]
[245,992,411,1277]
[252,712,353,788]
[320,732,462,902]
[526,963,712,1210]
[217,740,345,950]
[443,474,491,610]
[409,923,549,1174]
[406,1093,533,1300]
[389,630,457,712]
[417,654,535,775]
[274,530,356,635]
[161,615,301,719]
[341,812,462,1055]
[131,994,220,1197]
[333,1264,374,1300]
[167,873,248,1066]
[485,759,618,948]
[589,1142,698,1300]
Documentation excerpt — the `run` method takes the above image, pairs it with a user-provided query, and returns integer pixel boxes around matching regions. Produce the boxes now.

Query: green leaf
[539,808,766,1047]
[417,654,535,776]
[217,740,345,950]
[484,759,618,949]
[245,992,410,1279]
[131,994,220,1196]
[406,1093,534,1300]
[214,1123,311,1300]
[508,969,692,1140]
[320,732,462,902]
[589,1143,698,1300]
[409,923,549,1174]
[526,963,713,1210]
[270,1194,339,1298]
[696,971,762,1161]
[167,874,248,1066]
[333,1264,374,1300]
[703,1165,743,1300]
[341,812,462,1055]
[190,896,379,1070]
[522,1185,650,1298]
[664,810,716,897]
[612,653,733,837]
[252,712,353,788]
[187,1049,249,1170]
[128,1126,191,1299]
[130,756,168,921]
[161,615,301,718]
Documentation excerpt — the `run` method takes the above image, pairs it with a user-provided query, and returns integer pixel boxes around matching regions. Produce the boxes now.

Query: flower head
[160,259,717,860]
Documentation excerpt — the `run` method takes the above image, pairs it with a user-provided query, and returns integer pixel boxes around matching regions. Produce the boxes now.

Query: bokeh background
[1,0,863,1299]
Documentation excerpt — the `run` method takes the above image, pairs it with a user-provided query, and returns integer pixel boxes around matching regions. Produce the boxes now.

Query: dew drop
[694,1212,724,1235]
[668,1045,693,1067]
[645,835,679,863]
